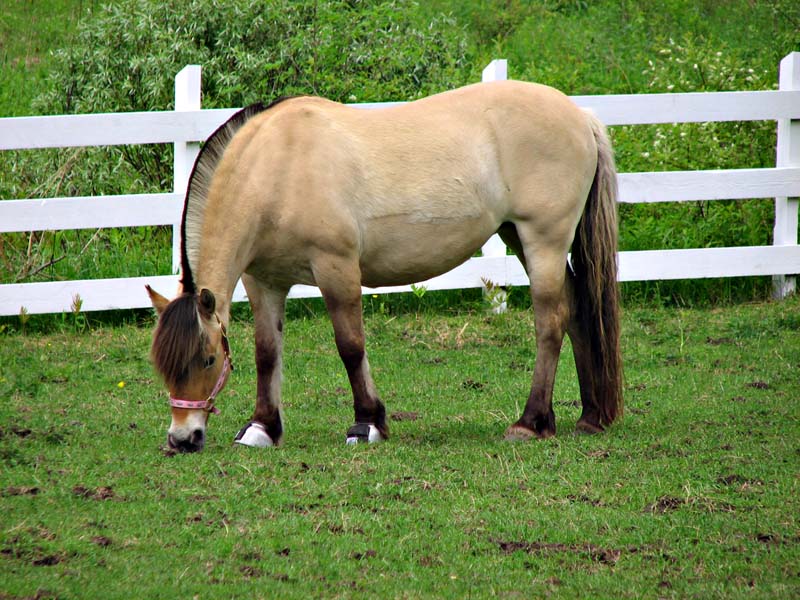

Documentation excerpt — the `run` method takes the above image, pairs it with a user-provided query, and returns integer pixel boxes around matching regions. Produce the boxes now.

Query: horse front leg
[234,275,287,448]
[316,258,387,444]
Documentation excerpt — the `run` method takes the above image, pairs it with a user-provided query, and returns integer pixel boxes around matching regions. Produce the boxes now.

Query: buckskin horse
[146,80,623,453]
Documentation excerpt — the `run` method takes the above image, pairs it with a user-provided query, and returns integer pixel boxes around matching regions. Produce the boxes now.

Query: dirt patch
[718,473,763,489]
[462,378,486,391]
[645,496,685,514]
[91,536,112,547]
[747,381,770,390]
[390,411,419,421]
[494,539,622,565]
[72,485,115,501]
[240,565,263,579]
[3,486,40,497]
[0,426,39,441]
[645,495,735,514]
[418,555,443,567]
[566,494,605,507]
[31,553,64,567]
[753,533,800,546]
[350,549,377,560]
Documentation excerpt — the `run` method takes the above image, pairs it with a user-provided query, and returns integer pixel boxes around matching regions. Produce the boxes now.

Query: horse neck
[193,264,238,327]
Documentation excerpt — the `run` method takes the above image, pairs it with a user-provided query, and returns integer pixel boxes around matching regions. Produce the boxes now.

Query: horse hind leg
[234,275,287,447]
[565,268,609,435]
[505,248,570,441]
[315,257,387,444]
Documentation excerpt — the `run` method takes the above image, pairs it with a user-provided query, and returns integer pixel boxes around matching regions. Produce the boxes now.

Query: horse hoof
[504,424,554,441]
[575,420,605,435]
[503,425,536,442]
[234,422,274,448]
[345,423,383,445]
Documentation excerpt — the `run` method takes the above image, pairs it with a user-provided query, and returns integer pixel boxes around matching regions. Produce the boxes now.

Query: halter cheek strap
[169,354,230,415]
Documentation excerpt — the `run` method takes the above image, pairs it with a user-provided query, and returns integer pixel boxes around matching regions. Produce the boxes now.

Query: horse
[146,79,622,453]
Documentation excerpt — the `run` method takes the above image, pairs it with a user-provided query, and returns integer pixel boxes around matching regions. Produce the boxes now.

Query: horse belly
[358,212,497,287]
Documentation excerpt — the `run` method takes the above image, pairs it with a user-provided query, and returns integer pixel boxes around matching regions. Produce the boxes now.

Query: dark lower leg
[252,328,284,443]
[566,275,603,433]
[508,277,568,439]
[245,278,286,444]
[324,293,388,439]
[515,385,556,436]
[569,330,603,433]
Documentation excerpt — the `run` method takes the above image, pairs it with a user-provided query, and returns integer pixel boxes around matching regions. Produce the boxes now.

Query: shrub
[1,0,470,285]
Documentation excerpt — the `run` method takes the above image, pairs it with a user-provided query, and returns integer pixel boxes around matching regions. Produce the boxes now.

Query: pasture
[1,296,798,598]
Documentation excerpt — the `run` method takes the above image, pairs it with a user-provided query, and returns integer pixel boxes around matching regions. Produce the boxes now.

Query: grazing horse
[146,80,622,453]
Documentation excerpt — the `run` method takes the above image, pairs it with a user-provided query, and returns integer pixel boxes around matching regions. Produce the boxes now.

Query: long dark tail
[570,113,623,425]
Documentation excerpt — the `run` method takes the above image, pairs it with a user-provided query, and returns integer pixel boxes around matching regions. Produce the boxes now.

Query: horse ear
[146,285,170,315]
[198,288,216,319]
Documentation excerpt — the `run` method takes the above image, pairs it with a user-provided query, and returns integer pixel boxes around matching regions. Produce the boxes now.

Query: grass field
[1,2,799,597]
[1,296,799,598]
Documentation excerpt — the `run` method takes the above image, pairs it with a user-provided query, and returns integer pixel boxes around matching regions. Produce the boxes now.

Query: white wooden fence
[1,54,798,316]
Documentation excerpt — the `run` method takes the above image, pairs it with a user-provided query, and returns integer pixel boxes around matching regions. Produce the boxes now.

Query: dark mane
[180,97,299,294]
[151,293,206,388]
[179,102,266,294]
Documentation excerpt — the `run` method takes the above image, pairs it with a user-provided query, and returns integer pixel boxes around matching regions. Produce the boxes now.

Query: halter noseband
[168,316,233,416]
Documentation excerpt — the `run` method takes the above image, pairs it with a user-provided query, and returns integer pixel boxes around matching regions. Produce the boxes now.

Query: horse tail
[570,111,623,425]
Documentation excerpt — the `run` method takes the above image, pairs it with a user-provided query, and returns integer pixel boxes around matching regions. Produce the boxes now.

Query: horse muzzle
[167,428,206,453]
[167,410,209,453]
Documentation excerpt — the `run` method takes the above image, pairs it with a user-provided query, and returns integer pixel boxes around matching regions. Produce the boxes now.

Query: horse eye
[203,355,216,369]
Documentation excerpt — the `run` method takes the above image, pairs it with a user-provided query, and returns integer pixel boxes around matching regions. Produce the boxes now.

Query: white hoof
[345,423,383,445]
[234,422,274,448]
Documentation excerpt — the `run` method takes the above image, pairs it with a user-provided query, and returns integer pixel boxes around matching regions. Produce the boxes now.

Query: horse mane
[150,293,206,389]
[179,102,268,294]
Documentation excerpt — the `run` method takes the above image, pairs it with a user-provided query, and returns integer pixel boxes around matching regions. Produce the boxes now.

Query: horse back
[202,81,597,288]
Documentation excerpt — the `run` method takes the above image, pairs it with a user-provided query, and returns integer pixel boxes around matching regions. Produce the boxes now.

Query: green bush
[1,0,470,286]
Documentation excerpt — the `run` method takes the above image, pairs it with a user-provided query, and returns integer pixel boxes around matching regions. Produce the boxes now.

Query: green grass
[2,297,799,598]
[0,0,93,117]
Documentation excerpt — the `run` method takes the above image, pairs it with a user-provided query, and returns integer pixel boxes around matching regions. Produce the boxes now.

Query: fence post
[480,60,510,313]
[173,65,202,275]
[773,51,800,299]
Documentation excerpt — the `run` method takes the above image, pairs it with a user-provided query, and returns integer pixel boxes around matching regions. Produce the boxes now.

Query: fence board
[0,193,182,232]
[574,90,800,125]
[0,109,237,150]
[618,167,800,203]
[3,246,799,315]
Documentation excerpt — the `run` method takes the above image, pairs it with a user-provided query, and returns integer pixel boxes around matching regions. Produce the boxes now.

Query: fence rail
[1,53,798,316]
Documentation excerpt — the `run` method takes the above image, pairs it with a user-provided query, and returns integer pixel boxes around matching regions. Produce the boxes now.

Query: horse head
[146,285,232,453]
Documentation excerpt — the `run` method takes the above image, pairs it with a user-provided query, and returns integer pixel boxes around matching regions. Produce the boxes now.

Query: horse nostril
[190,429,205,448]
[166,430,205,453]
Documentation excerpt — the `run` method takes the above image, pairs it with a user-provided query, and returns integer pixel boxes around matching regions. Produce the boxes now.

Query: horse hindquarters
[504,111,621,440]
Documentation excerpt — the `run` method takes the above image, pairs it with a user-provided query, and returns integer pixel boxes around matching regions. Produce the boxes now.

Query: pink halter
[168,317,233,415]
[169,355,230,415]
